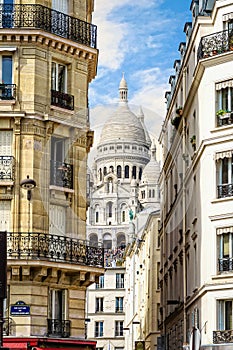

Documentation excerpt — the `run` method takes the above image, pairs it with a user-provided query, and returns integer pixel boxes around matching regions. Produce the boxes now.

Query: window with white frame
[49,204,66,236]
[217,227,233,272]
[48,289,67,321]
[96,275,104,289]
[115,321,123,336]
[95,321,103,337]
[51,62,67,93]
[0,200,11,231]
[217,300,233,330]
[216,81,233,126]
[96,297,103,312]
[116,273,124,288]
[216,151,233,198]
[0,130,12,155]
[115,297,123,312]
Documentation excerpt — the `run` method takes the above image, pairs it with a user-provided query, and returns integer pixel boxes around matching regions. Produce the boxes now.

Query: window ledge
[212,272,233,280]
[0,100,16,105]
[50,105,74,114]
[0,181,14,186]
[211,124,233,133]
[49,185,74,193]
[212,196,233,204]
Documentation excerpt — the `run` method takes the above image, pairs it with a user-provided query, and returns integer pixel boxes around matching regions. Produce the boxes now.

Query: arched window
[103,233,112,249]
[122,210,125,222]
[152,189,155,197]
[117,165,122,178]
[139,167,143,180]
[117,234,126,248]
[103,167,107,175]
[125,165,129,178]
[109,165,114,173]
[149,190,151,198]
[132,166,137,179]
[99,168,102,181]
[107,202,113,218]
[95,205,100,223]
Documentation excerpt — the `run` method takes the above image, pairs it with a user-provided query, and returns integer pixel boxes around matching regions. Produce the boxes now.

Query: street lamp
[20,175,36,232]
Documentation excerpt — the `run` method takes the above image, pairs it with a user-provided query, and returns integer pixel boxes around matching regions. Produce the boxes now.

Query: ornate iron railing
[0,84,16,100]
[50,160,73,189]
[198,29,233,60]
[217,112,233,127]
[3,317,14,336]
[51,90,74,110]
[7,232,104,267]
[218,258,233,272]
[217,184,233,198]
[47,319,71,338]
[213,329,233,343]
[0,156,14,181]
[0,4,97,48]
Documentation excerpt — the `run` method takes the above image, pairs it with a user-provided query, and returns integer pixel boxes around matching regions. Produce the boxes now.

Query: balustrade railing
[51,90,74,110]
[47,319,71,338]
[0,156,14,181]
[7,232,104,267]
[50,160,73,189]
[217,184,233,198]
[218,258,233,272]
[198,29,233,60]
[213,329,233,343]
[0,4,97,48]
[0,84,16,100]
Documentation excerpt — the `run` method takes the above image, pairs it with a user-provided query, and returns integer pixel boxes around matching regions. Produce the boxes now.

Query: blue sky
[88,0,191,154]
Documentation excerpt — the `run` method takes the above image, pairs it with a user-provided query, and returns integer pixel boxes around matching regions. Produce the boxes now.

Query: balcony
[50,161,73,189]
[217,111,233,127]
[198,30,233,60]
[0,84,16,100]
[51,90,74,111]
[7,232,105,268]
[47,319,71,338]
[217,184,233,198]
[0,156,15,181]
[218,258,233,272]
[213,330,233,344]
[0,4,97,48]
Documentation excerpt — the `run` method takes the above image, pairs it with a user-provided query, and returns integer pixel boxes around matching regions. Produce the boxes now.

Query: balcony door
[52,0,68,15]
[51,0,69,37]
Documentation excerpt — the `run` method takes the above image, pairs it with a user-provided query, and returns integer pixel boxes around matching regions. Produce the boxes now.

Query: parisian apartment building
[159,0,233,349]
[0,1,105,350]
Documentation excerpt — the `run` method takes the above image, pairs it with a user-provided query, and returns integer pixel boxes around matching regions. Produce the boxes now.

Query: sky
[88,0,191,159]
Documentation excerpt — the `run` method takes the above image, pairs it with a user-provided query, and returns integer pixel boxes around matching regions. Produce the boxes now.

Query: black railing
[198,29,233,60]
[217,112,233,127]
[213,329,233,343]
[0,4,97,48]
[218,258,233,272]
[47,319,71,338]
[0,156,14,181]
[50,160,73,189]
[115,306,124,313]
[51,90,74,110]
[0,84,16,100]
[217,184,233,198]
[7,232,104,267]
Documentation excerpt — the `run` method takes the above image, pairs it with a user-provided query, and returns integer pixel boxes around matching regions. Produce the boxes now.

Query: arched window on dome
[103,167,107,176]
[109,165,114,173]
[152,189,155,198]
[99,168,102,181]
[149,190,151,198]
[122,211,125,222]
[125,165,129,179]
[89,233,98,248]
[107,178,113,193]
[139,167,143,180]
[132,166,137,179]
[117,165,122,178]
[95,204,100,223]
[106,201,113,218]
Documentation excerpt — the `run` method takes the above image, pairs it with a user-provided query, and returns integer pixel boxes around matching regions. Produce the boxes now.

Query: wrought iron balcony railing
[50,160,73,189]
[0,84,16,100]
[0,4,97,48]
[0,156,15,181]
[51,90,74,110]
[198,29,233,60]
[217,184,233,198]
[218,258,233,272]
[7,232,104,267]
[115,306,124,313]
[217,112,233,127]
[47,319,71,338]
[213,329,233,343]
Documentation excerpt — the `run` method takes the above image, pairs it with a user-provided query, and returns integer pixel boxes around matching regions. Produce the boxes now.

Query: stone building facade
[0,1,105,349]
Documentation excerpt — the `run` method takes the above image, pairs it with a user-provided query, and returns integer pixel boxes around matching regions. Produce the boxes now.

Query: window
[216,152,233,198]
[217,300,233,330]
[95,321,103,337]
[216,82,233,126]
[49,204,66,236]
[51,62,67,93]
[107,201,113,217]
[117,165,122,178]
[48,289,67,321]
[115,321,123,336]
[132,166,137,179]
[125,165,129,179]
[122,210,125,222]
[0,56,14,99]
[0,200,11,231]
[115,297,123,312]
[95,211,99,223]
[218,228,233,272]
[96,297,103,312]
[116,273,124,288]
[96,275,104,289]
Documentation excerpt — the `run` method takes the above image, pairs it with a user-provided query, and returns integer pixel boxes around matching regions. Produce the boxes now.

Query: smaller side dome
[141,142,160,184]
